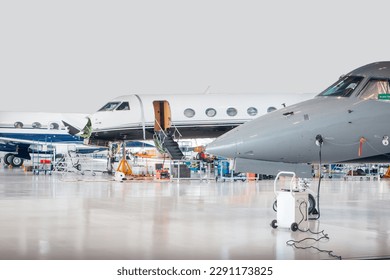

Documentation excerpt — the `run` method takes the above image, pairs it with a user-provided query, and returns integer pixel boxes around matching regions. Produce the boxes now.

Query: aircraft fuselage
[86,92,314,143]
[206,61,390,175]
[208,97,390,164]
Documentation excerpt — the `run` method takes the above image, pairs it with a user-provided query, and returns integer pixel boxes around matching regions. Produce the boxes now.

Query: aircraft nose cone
[206,133,238,158]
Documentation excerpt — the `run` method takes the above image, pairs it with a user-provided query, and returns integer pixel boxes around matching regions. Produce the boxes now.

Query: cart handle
[274,171,297,197]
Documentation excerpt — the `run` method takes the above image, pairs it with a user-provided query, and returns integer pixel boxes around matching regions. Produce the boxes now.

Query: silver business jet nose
[206,107,301,163]
[206,129,239,159]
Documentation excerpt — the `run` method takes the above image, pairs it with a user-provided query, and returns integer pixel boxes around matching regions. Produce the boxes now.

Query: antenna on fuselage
[203,86,211,94]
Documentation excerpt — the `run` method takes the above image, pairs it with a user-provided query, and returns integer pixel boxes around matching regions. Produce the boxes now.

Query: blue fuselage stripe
[0,133,83,143]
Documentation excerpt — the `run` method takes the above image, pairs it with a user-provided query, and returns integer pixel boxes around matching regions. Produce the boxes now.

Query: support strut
[116,141,133,175]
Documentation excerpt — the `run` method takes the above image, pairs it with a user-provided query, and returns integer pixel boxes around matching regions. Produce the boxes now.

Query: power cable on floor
[286,201,341,260]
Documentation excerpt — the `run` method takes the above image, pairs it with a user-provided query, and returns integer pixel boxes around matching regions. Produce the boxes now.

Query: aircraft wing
[0,137,36,160]
[0,137,55,146]
[0,136,107,158]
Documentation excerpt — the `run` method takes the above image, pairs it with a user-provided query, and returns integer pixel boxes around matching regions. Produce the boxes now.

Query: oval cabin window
[226,107,237,117]
[205,108,217,117]
[14,122,23,128]
[267,106,277,113]
[247,107,258,116]
[32,122,42,129]
[49,122,60,130]
[184,108,195,118]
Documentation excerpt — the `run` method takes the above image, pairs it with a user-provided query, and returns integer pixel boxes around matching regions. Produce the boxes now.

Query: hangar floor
[0,167,389,260]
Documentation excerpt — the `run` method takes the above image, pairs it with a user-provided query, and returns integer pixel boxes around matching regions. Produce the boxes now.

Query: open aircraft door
[153,100,172,132]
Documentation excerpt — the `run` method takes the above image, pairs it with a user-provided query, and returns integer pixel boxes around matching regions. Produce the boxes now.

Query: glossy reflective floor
[0,167,389,260]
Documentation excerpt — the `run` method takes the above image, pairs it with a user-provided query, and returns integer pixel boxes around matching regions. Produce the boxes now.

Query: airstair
[153,131,184,160]
[162,134,184,160]
[152,99,184,160]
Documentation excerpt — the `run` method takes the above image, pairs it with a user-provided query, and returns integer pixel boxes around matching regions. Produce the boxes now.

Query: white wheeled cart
[270,172,309,231]
[31,143,54,175]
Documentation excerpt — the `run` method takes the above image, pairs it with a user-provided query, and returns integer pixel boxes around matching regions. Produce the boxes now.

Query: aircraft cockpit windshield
[318,76,364,97]
[359,79,390,101]
[98,102,120,111]
[116,102,130,111]
[98,101,130,111]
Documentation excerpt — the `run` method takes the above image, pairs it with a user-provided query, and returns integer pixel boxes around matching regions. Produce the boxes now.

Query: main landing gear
[3,153,24,168]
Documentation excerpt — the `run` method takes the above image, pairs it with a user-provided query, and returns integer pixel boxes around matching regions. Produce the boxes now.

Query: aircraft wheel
[291,222,299,232]
[11,157,23,168]
[272,200,277,212]
[4,153,15,166]
[271,219,278,229]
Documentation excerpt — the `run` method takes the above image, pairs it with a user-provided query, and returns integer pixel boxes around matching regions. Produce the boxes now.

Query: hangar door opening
[153,100,172,132]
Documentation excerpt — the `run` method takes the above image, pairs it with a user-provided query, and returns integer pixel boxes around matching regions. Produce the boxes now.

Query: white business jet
[0,111,104,167]
[64,92,315,160]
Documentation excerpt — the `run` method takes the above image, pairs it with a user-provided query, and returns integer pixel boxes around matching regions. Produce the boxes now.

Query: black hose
[316,145,322,220]
[310,141,322,220]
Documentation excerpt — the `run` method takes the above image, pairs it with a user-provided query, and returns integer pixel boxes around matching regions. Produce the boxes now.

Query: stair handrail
[154,119,168,138]
[153,134,167,155]
[171,124,182,140]
[153,118,186,160]
[153,119,168,155]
